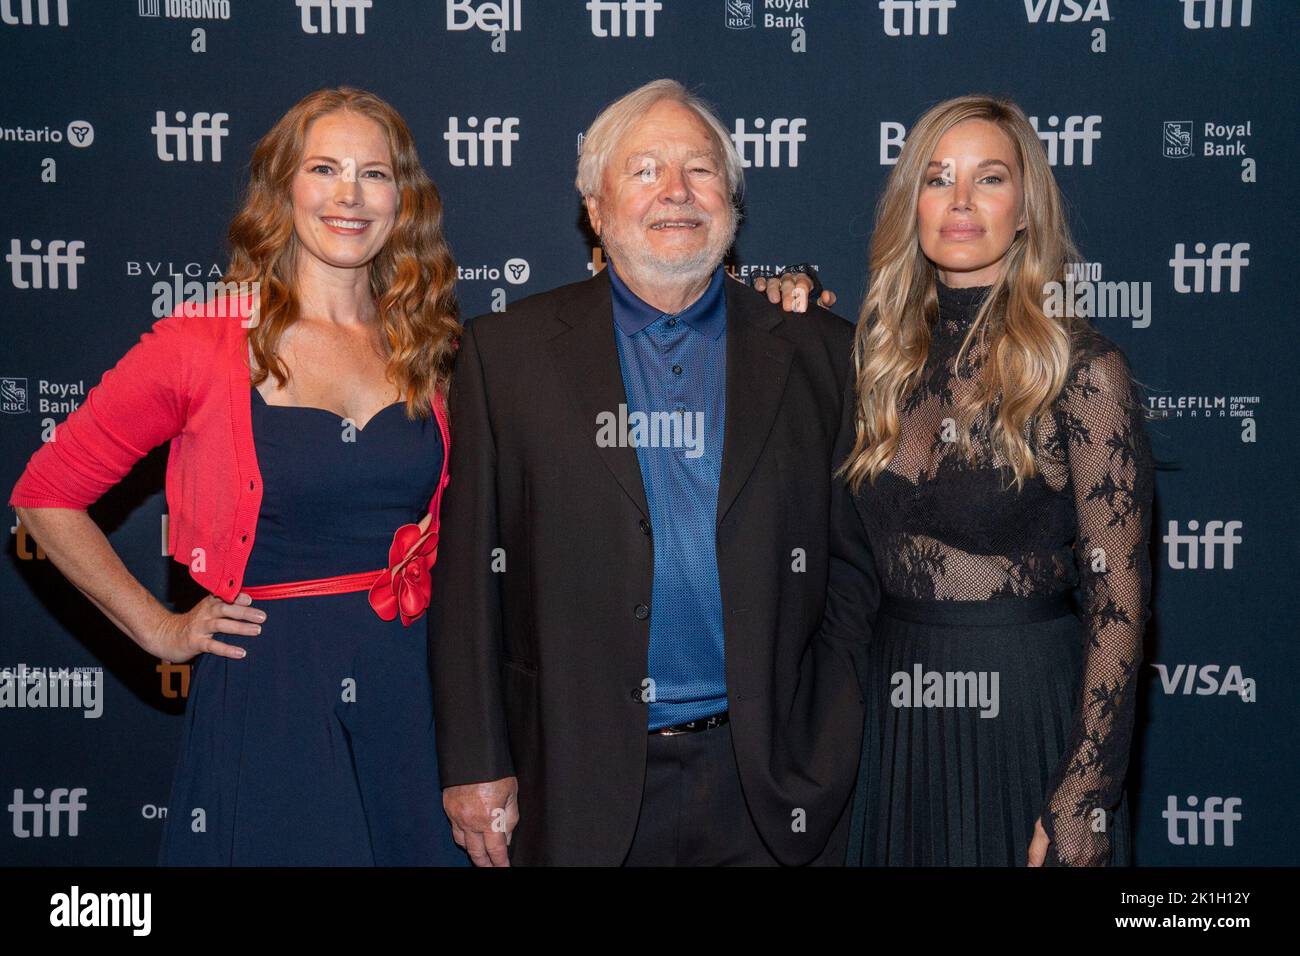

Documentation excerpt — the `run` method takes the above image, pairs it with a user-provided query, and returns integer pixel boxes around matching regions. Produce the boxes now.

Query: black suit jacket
[429,268,874,865]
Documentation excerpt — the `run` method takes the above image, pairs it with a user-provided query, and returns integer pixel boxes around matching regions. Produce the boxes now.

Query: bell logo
[446,0,522,31]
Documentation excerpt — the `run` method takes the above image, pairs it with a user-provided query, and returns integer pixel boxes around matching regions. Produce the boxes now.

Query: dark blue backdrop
[2,0,1296,865]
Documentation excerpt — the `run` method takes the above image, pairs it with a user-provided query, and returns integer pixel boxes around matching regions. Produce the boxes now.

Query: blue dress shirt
[607,259,729,730]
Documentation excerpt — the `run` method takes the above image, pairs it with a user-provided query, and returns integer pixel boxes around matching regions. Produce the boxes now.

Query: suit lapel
[543,269,650,519]
[716,277,794,526]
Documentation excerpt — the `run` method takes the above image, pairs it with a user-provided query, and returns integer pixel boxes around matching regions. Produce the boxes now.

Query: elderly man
[430,79,873,866]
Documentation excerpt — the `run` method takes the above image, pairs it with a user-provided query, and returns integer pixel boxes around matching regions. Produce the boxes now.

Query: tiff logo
[732,118,806,168]
[445,116,519,166]
[1163,795,1242,846]
[1181,0,1251,29]
[447,0,521,31]
[7,239,84,290]
[1169,242,1249,293]
[879,0,955,35]
[9,787,87,837]
[297,0,371,33]
[0,0,68,26]
[152,111,228,162]
[588,0,661,36]
[1164,519,1242,570]
[1030,114,1101,166]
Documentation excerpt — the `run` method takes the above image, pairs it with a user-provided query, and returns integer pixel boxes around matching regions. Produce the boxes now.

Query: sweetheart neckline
[251,386,404,434]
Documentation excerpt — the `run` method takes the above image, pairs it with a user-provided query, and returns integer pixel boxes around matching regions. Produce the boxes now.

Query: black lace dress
[836,280,1154,866]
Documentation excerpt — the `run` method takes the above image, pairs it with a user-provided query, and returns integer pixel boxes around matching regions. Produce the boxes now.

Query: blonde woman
[10,88,466,865]
[821,95,1154,866]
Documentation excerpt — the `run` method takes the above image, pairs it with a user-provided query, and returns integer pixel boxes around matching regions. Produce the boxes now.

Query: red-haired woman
[10,88,470,865]
[817,95,1154,866]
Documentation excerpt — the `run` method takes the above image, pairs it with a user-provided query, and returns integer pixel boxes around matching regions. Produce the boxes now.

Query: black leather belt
[650,711,729,736]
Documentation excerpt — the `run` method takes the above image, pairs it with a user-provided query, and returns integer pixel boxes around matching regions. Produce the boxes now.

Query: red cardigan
[9,297,450,604]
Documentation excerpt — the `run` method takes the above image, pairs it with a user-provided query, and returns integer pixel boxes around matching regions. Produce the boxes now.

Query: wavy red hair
[223,86,459,418]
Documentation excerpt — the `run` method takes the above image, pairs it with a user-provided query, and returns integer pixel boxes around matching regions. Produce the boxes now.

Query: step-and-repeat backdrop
[2,1,1295,865]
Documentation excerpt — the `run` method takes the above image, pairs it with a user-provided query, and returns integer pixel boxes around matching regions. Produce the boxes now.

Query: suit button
[638,518,651,536]
[630,686,643,701]
[634,604,649,621]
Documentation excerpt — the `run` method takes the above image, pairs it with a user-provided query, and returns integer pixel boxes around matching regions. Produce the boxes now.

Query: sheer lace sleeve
[1040,336,1154,866]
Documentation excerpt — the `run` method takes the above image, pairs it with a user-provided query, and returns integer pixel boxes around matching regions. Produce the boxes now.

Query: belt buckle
[651,712,727,736]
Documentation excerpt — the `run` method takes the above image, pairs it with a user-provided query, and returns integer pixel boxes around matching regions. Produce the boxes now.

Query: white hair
[575,79,745,203]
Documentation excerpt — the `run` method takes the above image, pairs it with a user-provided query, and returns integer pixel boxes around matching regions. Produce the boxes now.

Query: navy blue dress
[158,387,467,866]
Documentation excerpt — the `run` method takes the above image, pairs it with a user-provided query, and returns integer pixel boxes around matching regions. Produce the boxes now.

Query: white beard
[600,205,739,288]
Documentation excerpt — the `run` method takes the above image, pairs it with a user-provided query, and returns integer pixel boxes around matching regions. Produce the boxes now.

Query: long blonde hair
[841,94,1083,493]
[223,87,460,418]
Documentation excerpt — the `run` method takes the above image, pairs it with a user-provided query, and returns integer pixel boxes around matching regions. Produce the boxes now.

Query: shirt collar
[607,258,727,341]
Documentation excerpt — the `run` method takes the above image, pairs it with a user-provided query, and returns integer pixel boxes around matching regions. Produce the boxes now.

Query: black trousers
[622,720,849,866]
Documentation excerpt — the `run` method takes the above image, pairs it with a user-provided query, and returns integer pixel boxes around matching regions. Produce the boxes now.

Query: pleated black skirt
[844,593,1131,866]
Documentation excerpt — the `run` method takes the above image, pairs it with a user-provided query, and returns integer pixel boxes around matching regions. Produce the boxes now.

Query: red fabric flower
[368,518,437,627]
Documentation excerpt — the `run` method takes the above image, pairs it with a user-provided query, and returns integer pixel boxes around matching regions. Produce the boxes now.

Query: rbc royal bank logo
[1163,121,1194,158]
[1,378,29,414]
[724,0,754,29]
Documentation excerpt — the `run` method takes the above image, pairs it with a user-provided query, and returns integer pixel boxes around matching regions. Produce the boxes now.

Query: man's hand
[443,777,520,866]
[753,272,837,313]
